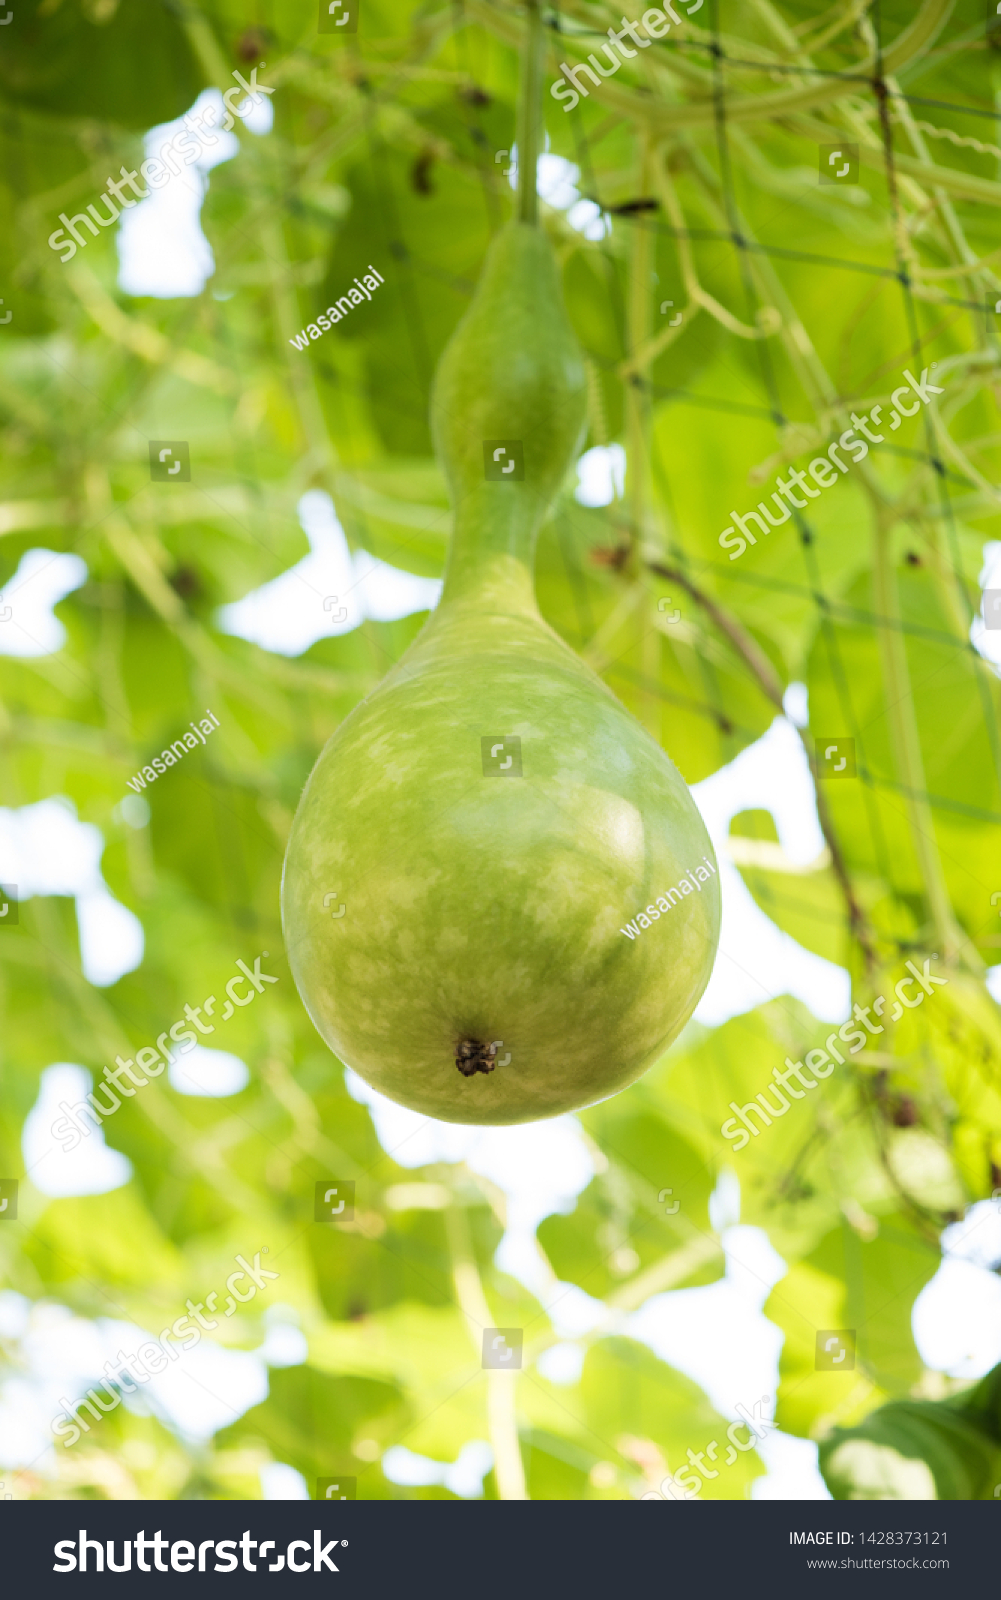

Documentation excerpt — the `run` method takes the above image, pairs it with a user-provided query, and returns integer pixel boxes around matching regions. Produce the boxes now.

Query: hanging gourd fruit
[282,3,720,1124]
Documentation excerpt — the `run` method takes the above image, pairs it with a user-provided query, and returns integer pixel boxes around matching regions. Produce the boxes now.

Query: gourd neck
[419,3,585,624]
[429,223,587,621]
[428,14,585,623]
[439,487,543,614]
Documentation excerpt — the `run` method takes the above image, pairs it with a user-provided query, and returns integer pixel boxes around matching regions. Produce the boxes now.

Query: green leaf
[820,1363,1001,1500]
[0,0,205,129]
[579,1336,765,1500]
[766,1215,941,1441]
[216,1365,407,1496]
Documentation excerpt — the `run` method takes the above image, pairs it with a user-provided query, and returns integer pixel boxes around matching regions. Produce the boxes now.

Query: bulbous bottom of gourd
[282,617,720,1126]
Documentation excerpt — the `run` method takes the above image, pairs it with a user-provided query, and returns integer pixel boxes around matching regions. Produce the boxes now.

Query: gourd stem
[515,0,544,226]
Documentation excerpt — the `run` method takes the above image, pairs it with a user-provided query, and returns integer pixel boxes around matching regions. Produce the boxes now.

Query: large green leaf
[0,0,204,129]
[766,1215,941,1441]
[820,1364,1001,1500]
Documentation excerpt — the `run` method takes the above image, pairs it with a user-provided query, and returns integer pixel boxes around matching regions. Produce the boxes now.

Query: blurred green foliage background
[1,0,1001,1500]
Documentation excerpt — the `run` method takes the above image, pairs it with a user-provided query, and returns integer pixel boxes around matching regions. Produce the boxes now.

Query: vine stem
[443,1189,528,1500]
[467,0,956,139]
[647,560,881,977]
[869,514,977,973]
[515,0,544,226]
[626,127,654,529]
[627,128,659,736]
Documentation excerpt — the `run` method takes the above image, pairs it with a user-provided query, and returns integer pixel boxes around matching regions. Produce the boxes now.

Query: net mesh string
[544,0,1000,958]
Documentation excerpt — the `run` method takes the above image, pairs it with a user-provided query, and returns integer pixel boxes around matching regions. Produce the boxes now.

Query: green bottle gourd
[281,220,720,1125]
